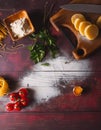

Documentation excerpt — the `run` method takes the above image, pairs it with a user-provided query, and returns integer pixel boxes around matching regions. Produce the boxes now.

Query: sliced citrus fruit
[74,18,85,31]
[84,24,99,40]
[79,21,91,36]
[71,13,85,24]
[96,16,101,28]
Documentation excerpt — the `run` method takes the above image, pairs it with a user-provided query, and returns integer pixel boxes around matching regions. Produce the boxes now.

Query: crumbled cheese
[10,18,32,38]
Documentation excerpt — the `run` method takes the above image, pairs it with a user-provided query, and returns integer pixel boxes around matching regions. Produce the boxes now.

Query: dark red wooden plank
[0,72,101,112]
[0,0,101,130]
[0,112,101,130]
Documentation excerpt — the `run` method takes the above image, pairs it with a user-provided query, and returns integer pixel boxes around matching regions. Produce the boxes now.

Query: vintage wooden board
[50,1,101,59]
[0,0,101,130]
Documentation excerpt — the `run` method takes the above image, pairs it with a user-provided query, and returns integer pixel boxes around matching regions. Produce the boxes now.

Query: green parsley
[28,1,58,64]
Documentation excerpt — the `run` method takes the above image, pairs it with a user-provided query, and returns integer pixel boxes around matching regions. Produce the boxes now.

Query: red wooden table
[0,0,101,130]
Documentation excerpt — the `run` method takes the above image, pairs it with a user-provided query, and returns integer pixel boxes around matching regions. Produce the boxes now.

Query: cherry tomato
[20,97,29,106]
[14,101,22,111]
[9,92,20,102]
[6,103,14,111]
[18,88,28,98]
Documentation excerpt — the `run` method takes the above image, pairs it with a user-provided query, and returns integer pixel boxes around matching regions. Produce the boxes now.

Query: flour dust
[20,56,92,104]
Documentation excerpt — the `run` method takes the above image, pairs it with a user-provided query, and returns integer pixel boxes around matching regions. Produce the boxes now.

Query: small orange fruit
[73,86,83,96]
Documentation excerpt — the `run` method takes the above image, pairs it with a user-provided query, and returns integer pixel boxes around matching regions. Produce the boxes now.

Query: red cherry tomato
[20,97,29,106]
[18,88,28,98]
[14,101,22,111]
[9,92,20,102]
[6,103,14,111]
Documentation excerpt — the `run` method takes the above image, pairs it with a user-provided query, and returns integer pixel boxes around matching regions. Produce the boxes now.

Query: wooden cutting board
[50,0,101,59]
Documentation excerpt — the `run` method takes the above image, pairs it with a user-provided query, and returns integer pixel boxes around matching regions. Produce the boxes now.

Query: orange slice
[84,24,99,40]
[79,21,91,36]
[74,18,85,31]
[71,13,85,24]
[96,16,101,28]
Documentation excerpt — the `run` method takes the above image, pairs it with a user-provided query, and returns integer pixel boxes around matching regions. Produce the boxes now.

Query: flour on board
[20,56,92,104]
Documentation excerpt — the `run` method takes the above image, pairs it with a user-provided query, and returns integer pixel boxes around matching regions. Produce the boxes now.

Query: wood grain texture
[0,0,101,129]
[0,112,101,130]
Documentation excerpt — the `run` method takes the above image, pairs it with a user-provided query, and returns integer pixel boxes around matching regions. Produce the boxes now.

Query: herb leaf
[41,63,50,66]
[29,42,46,63]
[29,29,58,64]
[28,1,58,64]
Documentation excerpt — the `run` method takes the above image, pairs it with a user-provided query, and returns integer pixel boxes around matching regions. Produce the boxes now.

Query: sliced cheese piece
[96,16,101,28]
[74,18,85,31]
[79,21,91,36]
[71,13,85,24]
[84,24,99,40]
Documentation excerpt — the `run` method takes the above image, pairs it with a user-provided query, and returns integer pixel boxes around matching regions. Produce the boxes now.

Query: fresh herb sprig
[29,29,58,63]
[28,1,58,64]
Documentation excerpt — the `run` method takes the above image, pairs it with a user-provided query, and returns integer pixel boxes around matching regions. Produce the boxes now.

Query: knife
[60,4,101,13]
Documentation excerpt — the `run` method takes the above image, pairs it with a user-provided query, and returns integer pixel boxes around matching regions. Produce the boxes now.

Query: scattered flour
[20,56,92,104]
[0,56,92,111]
